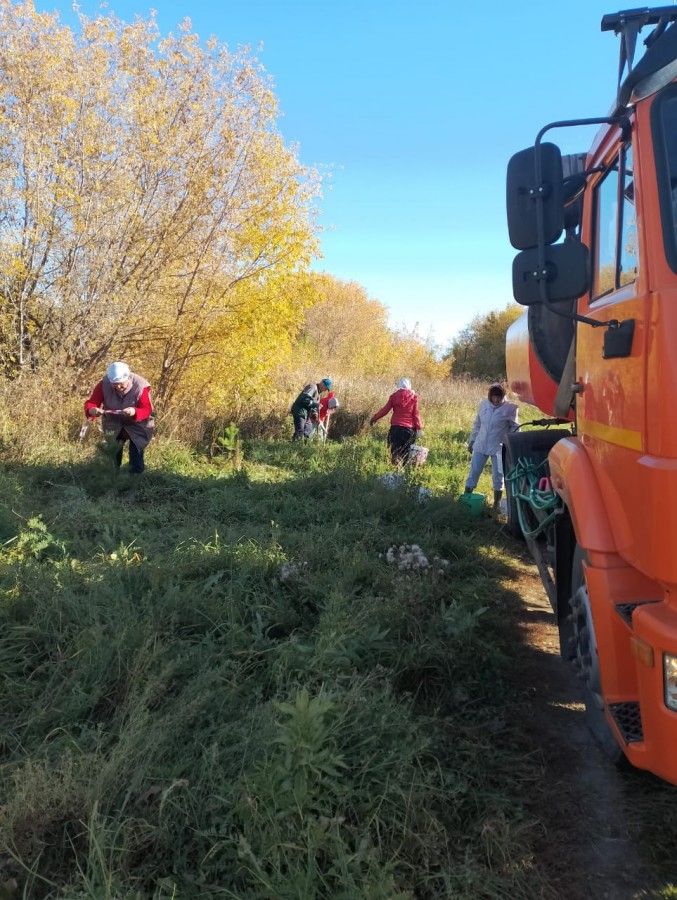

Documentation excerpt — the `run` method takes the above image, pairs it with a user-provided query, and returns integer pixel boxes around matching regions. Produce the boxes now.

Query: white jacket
[469,399,519,455]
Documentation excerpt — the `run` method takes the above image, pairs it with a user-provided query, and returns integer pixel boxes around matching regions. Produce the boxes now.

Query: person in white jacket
[464,384,518,509]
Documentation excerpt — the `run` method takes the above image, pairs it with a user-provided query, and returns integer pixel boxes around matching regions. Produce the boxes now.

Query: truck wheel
[503,429,569,540]
[570,546,625,765]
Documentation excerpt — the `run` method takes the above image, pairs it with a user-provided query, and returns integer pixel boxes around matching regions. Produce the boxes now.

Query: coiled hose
[505,457,561,538]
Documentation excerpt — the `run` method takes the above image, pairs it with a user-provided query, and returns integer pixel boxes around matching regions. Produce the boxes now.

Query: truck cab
[505,7,677,783]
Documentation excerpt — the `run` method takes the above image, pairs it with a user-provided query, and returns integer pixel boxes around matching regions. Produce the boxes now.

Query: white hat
[398,378,412,390]
[106,361,131,383]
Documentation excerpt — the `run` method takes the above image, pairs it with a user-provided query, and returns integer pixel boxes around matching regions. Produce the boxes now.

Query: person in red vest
[369,378,423,465]
[318,385,340,438]
[318,387,335,425]
[84,361,154,473]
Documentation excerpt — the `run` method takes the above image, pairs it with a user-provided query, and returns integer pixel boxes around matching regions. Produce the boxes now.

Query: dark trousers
[292,413,314,441]
[115,435,145,473]
[387,425,415,465]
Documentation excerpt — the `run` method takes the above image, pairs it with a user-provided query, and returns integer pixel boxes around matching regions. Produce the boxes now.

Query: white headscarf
[398,378,412,390]
[106,361,131,383]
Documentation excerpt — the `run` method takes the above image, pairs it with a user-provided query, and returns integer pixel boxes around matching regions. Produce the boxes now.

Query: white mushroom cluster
[385,544,429,571]
[384,544,451,575]
[278,561,309,583]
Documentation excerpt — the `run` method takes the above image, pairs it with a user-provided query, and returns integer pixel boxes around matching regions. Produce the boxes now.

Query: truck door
[577,138,646,554]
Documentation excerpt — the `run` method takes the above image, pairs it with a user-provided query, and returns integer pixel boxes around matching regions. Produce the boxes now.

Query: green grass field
[0,415,557,898]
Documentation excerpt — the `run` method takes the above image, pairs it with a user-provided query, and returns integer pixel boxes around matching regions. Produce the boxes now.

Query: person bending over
[85,361,154,473]
[370,378,422,466]
[290,378,332,441]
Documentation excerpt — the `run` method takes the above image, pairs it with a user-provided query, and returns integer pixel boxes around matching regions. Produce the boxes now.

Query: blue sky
[37,0,625,346]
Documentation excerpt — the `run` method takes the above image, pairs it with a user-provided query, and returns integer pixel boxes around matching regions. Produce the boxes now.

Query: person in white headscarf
[369,378,423,465]
[84,361,155,473]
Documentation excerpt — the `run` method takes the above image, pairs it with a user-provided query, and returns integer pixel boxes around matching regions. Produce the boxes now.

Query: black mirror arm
[552,306,621,331]
[534,115,630,147]
[531,263,620,329]
[533,115,630,331]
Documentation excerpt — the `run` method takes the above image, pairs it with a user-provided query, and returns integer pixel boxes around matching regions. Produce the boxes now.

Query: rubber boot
[493,489,503,510]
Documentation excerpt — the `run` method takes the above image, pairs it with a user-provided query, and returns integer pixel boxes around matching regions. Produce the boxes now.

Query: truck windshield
[652,84,677,272]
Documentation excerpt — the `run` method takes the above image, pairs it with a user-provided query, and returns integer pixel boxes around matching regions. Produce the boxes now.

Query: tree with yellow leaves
[294,273,445,382]
[0,1,319,405]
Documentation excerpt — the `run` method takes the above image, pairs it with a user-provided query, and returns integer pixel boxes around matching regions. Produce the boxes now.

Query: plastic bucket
[459,492,486,517]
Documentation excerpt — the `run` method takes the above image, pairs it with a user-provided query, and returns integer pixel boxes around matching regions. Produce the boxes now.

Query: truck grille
[608,701,643,743]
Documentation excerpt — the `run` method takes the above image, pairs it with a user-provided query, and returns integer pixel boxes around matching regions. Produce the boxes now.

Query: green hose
[505,457,561,539]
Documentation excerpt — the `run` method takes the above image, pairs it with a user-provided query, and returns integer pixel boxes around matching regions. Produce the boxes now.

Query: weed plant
[0,400,551,898]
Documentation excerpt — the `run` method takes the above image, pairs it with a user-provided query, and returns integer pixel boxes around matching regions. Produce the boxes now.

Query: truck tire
[570,545,626,765]
[503,429,569,540]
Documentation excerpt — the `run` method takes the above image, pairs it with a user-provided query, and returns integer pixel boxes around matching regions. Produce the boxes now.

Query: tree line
[445,304,522,381]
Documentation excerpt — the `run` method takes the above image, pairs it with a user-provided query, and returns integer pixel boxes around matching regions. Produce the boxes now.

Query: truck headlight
[663,654,677,711]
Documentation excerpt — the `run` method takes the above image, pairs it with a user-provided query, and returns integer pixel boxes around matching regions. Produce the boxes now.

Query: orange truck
[504,6,677,783]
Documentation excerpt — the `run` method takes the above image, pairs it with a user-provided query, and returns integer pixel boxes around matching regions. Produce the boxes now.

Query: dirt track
[510,563,673,900]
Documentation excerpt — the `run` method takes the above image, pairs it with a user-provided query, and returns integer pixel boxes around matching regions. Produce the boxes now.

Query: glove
[88,407,103,418]
[467,443,474,455]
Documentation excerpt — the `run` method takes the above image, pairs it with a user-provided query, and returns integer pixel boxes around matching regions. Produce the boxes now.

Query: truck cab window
[619,145,637,288]
[592,144,637,299]
[652,89,677,272]
[594,164,618,297]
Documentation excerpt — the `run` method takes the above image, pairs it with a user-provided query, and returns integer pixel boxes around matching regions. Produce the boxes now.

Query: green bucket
[459,492,486,517]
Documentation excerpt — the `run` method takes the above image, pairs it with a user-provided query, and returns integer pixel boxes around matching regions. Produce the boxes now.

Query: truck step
[608,701,643,743]
[614,600,660,626]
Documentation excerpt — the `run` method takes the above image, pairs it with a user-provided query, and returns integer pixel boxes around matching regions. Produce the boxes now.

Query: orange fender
[548,436,616,554]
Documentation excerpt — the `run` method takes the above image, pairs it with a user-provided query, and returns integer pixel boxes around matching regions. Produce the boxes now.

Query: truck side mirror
[507,143,564,249]
[512,242,590,305]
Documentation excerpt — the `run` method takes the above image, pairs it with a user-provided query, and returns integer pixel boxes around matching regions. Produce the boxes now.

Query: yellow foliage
[0,0,319,404]
[292,273,446,384]
[0,2,450,421]
[173,273,317,413]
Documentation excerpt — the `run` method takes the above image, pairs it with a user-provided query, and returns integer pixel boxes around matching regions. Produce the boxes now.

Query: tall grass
[0,370,490,459]
[0,390,555,898]
[0,373,84,461]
